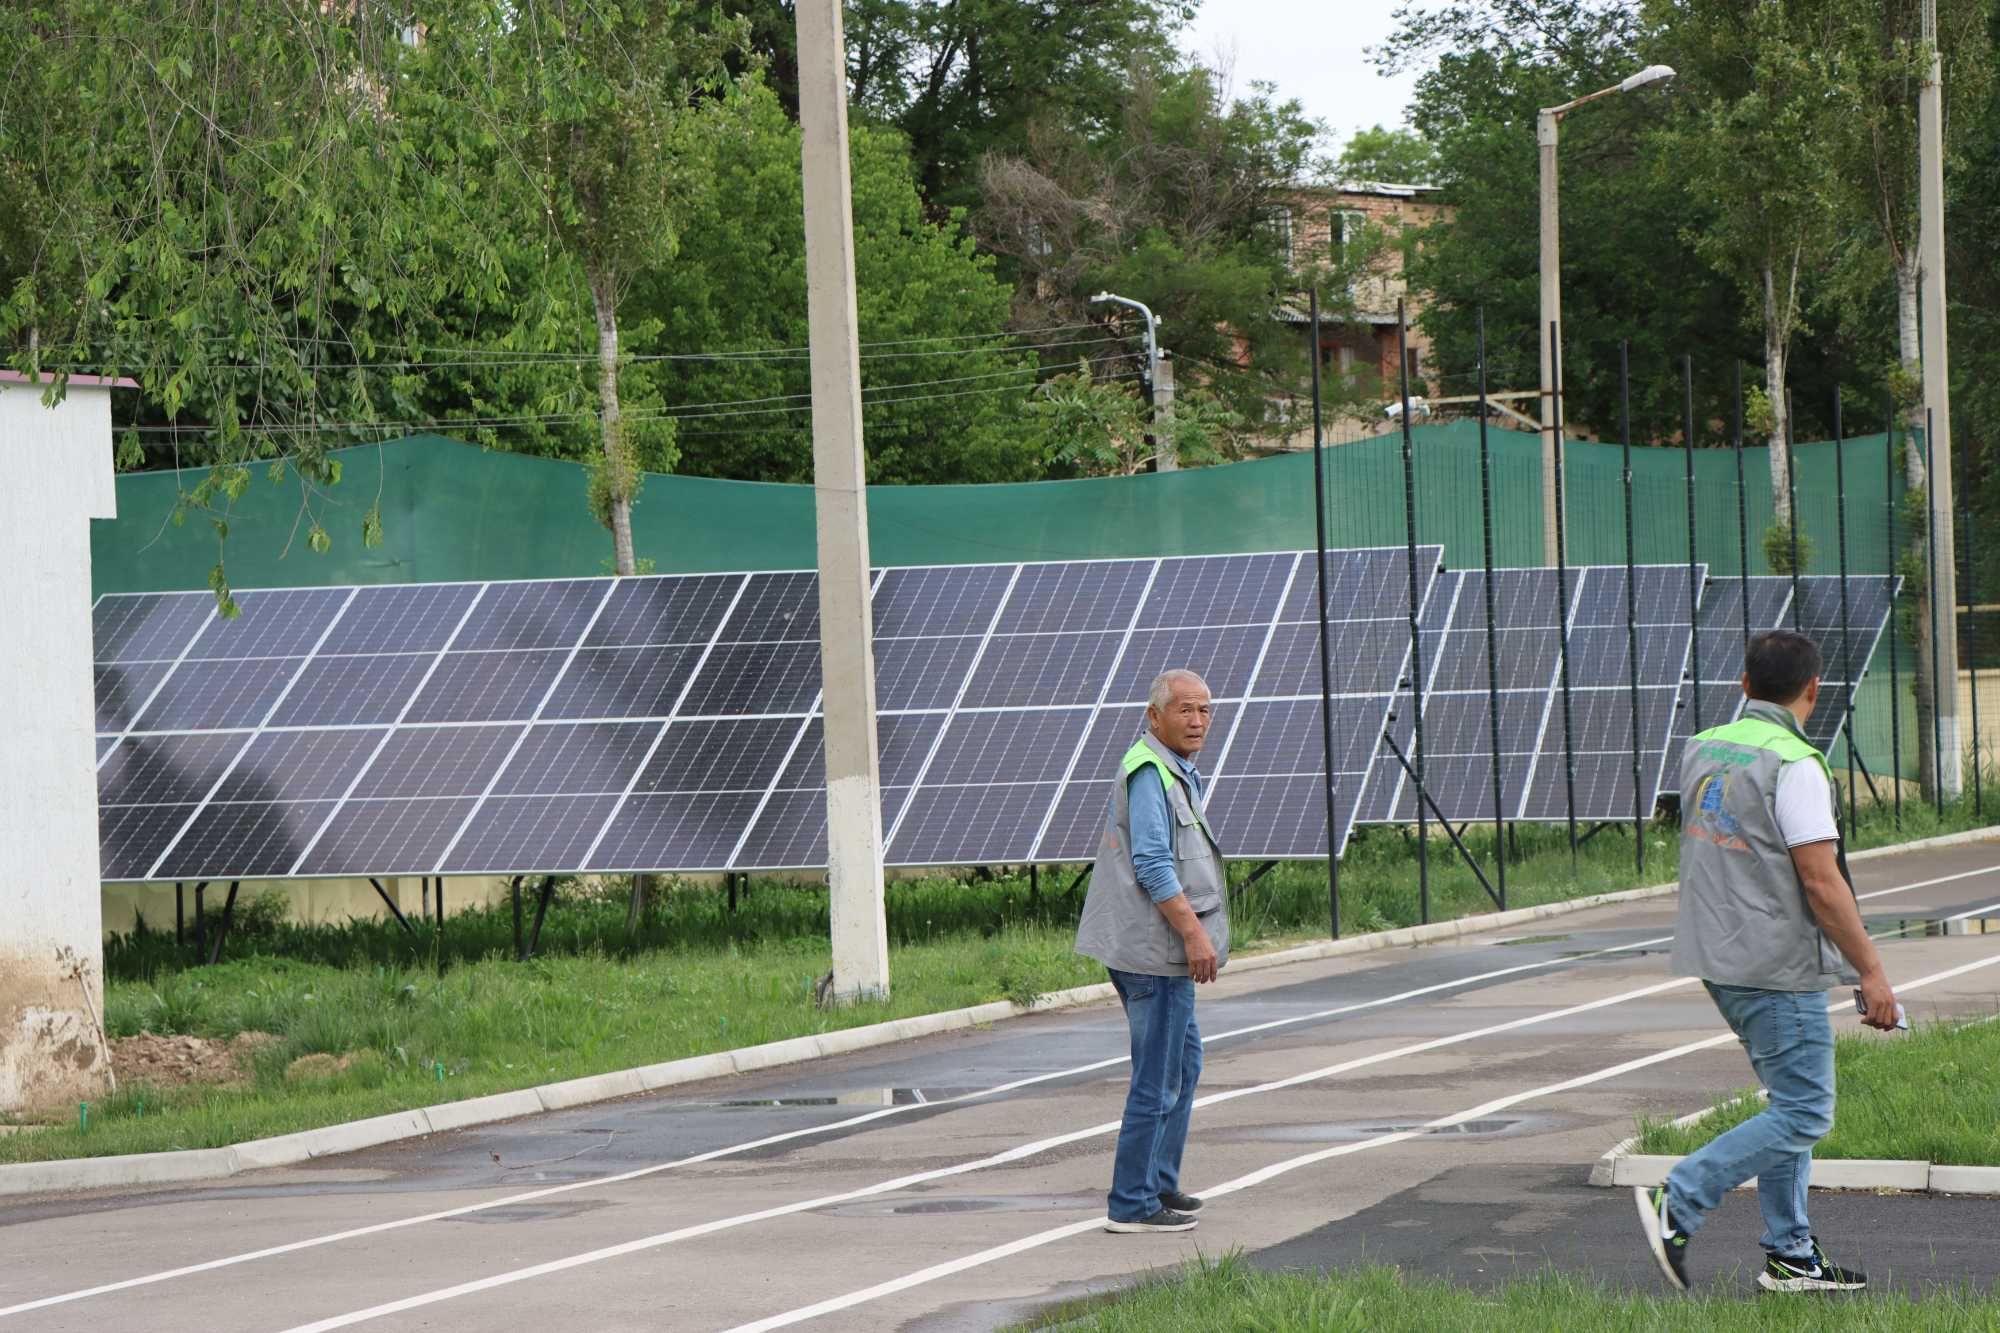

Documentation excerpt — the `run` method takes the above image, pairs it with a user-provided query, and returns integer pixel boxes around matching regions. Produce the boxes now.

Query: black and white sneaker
[1758,1238,1867,1292]
[1104,1207,1198,1234]
[1633,1185,1691,1291]
[1160,1189,1204,1213]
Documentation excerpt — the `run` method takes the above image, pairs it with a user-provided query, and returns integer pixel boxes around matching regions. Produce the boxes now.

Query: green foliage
[1337,125,1437,184]
[1025,363,1243,477]
[1761,519,1814,574]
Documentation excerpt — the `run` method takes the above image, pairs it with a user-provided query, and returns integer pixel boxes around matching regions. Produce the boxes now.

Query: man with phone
[1075,669,1228,1235]
[1637,630,1903,1293]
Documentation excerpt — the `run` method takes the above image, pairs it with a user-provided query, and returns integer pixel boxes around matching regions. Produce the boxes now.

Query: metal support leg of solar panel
[1380,731,1500,909]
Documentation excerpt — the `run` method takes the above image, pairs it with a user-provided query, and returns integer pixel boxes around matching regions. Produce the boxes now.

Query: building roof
[1293,180,1443,200]
[0,369,139,389]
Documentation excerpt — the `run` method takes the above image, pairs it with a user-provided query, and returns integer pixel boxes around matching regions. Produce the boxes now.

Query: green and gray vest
[1673,700,1859,991]
[1073,730,1230,977]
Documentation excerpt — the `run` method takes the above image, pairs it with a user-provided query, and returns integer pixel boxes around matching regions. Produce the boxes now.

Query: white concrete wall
[0,380,117,1114]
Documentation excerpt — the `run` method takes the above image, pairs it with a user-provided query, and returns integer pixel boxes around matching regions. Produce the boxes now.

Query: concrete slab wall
[0,379,118,1113]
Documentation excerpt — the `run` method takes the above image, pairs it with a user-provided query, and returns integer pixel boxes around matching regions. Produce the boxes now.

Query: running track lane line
[272,971,1768,1332]
[5,861,1987,1322]
[0,929,1685,1320]
[725,949,2000,1332]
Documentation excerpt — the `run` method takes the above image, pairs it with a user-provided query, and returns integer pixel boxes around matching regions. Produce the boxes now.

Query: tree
[430,1,747,577]
[626,83,1042,485]
[1337,125,1438,183]
[0,0,505,609]
[977,58,1343,435]
[1026,361,1242,476]
[720,0,1191,213]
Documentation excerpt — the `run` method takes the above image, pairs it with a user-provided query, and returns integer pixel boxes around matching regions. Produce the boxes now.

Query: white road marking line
[5,861,1987,1321]
[271,971,1745,1332]
[725,950,2000,1332]
[0,928,1673,1320]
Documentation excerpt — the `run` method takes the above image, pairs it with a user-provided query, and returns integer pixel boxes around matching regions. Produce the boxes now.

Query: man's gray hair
[1147,668,1210,713]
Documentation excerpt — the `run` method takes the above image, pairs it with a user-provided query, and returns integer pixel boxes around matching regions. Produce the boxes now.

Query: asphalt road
[4,839,1999,1332]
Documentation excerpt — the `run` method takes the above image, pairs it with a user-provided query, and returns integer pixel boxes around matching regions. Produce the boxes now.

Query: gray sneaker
[1104,1207,1198,1234]
[1160,1189,1204,1213]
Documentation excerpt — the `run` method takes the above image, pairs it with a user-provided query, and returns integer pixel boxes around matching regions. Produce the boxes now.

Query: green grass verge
[4,800,1988,1166]
[1018,1254,2000,1331]
[1635,1015,2000,1164]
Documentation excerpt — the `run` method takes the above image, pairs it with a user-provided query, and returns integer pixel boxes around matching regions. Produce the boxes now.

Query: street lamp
[1091,290,1177,471]
[1537,63,1675,564]
[1089,291,1160,388]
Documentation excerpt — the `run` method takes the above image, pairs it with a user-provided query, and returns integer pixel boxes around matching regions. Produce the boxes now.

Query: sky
[1180,0,1421,153]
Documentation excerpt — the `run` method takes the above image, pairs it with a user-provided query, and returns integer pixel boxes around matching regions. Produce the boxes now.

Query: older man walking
[1074,668,1228,1234]
[1637,630,1901,1293]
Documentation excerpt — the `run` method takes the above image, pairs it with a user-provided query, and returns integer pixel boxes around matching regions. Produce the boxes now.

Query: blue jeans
[1666,983,1835,1258]
[1106,968,1202,1222]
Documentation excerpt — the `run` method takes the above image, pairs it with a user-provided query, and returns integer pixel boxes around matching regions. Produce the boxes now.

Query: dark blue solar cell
[132,657,306,732]
[542,646,702,720]
[1671,682,1747,743]
[779,714,944,789]
[295,797,481,877]
[98,804,199,881]
[451,580,609,652]
[94,594,212,663]
[96,662,173,731]
[920,709,1089,785]
[678,641,821,716]
[156,800,341,880]
[1139,553,1294,628]
[185,587,353,659]
[960,633,1124,708]
[1106,627,1261,703]
[586,575,745,648]
[493,722,657,797]
[874,636,984,711]
[1571,565,1704,626]
[270,654,441,727]
[1203,774,1347,859]
[995,561,1153,634]
[1032,784,1113,862]
[1419,627,1562,692]
[1538,686,1681,757]
[352,724,525,799]
[1361,751,1537,824]
[99,732,246,807]
[734,787,912,870]
[1521,752,1661,822]
[888,783,1059,865]
[439,794,621,873]
[1280,548,1441,623]
[636,716,800,793]
[217,728,388,802]
[404,651,572,723]
[873,565,1013,638]
[1252,622,1415,698]
[720,571,821,642]
[587,791,766,871]
[1222,697,1384,777]
[320,583,482,655]
[96,735,117,760]
[1563,625,1694,688]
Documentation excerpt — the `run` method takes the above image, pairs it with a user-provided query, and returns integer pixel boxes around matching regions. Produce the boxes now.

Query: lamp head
[1619,64,1676,93]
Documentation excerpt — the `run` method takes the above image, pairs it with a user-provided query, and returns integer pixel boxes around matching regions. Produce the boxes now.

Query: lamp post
[1091,291,1176,471]
[1537,63,1675,565]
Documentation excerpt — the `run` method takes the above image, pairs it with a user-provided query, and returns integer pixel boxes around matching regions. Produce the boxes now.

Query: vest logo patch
[1690,772,1751,852]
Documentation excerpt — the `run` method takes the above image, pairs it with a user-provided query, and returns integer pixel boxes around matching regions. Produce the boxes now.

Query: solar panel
[1361,565,1702,824]
[92,549,1442,881]
[1665,574,1900,786]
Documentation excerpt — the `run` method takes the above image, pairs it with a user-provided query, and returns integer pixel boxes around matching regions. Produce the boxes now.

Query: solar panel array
[1665,573,1900,787]
[93,549,1442,882]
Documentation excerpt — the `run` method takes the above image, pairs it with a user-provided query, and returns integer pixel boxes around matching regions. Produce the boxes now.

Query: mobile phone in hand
[1853,989,1910,1030]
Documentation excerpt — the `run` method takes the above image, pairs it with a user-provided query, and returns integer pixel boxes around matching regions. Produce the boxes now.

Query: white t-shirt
[1774,760,1839,847]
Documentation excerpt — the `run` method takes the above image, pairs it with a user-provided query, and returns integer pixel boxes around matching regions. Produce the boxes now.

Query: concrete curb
[7,826,1994,1198]
[1603,1154,2000,1196]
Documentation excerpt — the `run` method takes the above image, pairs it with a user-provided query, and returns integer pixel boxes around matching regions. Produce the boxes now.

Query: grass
[4,796,1990,1165]
[1635,1015,2000,1164]
[1017,1254,2000,1331]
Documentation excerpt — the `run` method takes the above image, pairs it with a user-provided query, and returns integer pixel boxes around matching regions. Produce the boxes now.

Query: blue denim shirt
[1125,744,1205,904]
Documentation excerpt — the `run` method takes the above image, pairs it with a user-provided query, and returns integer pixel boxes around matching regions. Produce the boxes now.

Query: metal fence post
[1550,322,1579,873]
[1835,387,1856,830]
[1308,287,1340,939]
[1888,405,1904,828]
[1621,342,1643,873]
[1477,308,1507,904]
[1400,299,1430,920]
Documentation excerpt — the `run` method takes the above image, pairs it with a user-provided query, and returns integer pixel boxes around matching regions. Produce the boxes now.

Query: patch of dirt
[110,1031,279,1090]
[284,1052,364,1083]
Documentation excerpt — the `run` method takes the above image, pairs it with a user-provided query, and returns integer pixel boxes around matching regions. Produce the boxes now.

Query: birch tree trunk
[1896,246,1940,799]
[1763,260,1792,525]
[589,262,637,578]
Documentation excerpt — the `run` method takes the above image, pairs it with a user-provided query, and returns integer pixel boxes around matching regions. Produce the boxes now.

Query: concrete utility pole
[1537,64,1676,566]
[1918,0,1963,796]
[0,371,129,1115]
[796,0,890,1000]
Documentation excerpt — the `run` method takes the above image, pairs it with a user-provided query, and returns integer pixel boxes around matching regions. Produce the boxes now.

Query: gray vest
[1672,700,1859,991]
[1073,730,1230,977]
